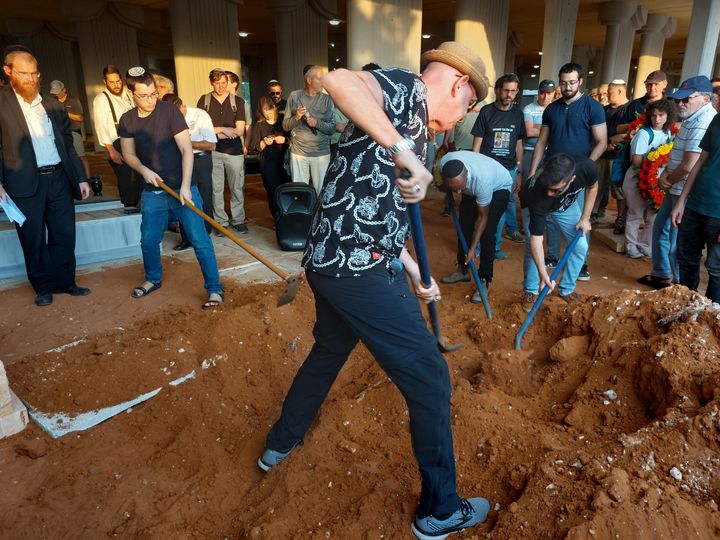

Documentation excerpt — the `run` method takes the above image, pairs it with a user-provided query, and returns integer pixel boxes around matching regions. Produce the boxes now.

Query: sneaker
[522,291,537,313]
[625,244,642,259]
[560,291,582,304]
[577,265,590,281]
[215,229,226,238]
[471,280,489,303]
[173,240,192,252]
[637,245,652,258]
[506,231,526,243]
[441,270,470,284]
[613,220,625,235]
[411,497,490,540]
[233,223,249,234]
[258,443,300,472]
[495,250,507,260]
[545,257,558,269]
[589,213,599,225]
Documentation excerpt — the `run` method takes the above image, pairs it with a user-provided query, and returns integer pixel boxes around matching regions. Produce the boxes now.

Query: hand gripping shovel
[448,204,492,319]
[514,229,584,350]
[156,181,299,307]
[407,202,463,353]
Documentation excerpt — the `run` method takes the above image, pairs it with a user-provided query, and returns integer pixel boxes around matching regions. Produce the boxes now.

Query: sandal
[131,282,161,298]
[202,293,224,309]
[637,275,672,290]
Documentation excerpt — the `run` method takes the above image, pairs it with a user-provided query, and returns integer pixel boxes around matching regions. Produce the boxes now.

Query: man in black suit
[0,47,91,306]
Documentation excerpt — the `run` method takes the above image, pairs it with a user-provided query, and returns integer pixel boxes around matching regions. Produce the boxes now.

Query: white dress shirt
[184,106,218,153]
[15,91,62,167]
[92,89,134,147]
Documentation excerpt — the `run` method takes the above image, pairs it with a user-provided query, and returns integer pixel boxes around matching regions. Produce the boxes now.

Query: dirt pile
[1,283,719,539]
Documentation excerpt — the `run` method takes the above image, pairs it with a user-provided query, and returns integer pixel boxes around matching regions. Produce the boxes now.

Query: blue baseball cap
[669,76,713,100]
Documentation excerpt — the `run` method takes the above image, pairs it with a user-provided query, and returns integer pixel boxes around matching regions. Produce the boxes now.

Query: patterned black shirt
[302,68,428,277]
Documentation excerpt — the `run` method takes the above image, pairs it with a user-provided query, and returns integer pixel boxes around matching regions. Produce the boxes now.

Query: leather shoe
[35,293,53,306]
[174,240,192,251]
[53,285,91,296]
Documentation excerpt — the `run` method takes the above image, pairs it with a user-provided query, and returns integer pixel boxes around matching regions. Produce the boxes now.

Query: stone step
[0,390,28,439]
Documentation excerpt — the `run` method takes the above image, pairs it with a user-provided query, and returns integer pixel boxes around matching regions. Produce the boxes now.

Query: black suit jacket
[0,86,85,199]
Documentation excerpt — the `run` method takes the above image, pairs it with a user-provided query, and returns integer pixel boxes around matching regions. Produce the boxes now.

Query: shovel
[155,181,299,307]
[514,229,584,350]
[407,202,463,353]
[448,204,492,319]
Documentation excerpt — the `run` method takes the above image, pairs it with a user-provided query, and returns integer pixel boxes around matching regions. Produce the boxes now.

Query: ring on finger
[413,183,421,193]
[433,295,442,302]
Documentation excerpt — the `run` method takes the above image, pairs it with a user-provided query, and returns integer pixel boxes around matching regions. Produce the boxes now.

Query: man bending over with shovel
[259,42,493,540]
[519,153,597,312]
[118,67,223,309]
[439,150,514,302]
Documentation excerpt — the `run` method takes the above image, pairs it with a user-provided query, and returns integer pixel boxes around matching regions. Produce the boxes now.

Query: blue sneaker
[411,497,490,539]
[494,250,507,260]
[257,443,300,472]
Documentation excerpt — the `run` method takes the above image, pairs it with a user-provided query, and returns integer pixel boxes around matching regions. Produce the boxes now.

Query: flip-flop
[637,275,672,290]
[131,282,161,298]
[202,293,224,310]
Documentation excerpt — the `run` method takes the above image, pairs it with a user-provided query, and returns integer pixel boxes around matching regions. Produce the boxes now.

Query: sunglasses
[677,94,699,104]
[270,91,281,96]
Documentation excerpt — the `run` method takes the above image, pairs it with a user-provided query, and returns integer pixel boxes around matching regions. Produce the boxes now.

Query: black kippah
[441,159,464,179]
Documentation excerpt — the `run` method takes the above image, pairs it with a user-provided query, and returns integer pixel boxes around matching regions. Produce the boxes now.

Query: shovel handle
[407,202,443,329]
[155,180,290,281]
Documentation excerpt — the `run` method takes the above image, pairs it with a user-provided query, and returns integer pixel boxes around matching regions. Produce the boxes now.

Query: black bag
[274,183,317,251]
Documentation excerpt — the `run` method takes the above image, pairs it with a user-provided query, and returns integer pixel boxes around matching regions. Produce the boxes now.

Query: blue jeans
[495,166,518,251]
[522,199,588,296]
[140,186,222,295]
[266,268,462,518]
[677,207,720,303]
[651,193,679,280]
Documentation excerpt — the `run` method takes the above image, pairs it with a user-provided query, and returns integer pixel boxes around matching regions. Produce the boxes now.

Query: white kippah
[128,67,145,77]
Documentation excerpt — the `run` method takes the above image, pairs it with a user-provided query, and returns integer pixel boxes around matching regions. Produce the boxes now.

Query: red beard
[11,78,39,101]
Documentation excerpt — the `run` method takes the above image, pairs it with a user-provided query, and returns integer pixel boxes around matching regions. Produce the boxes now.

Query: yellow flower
[647,150,660,161]
[657,143,673,155]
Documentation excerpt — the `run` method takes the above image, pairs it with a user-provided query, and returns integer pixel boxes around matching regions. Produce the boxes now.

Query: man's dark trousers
[457,189,510,283]
[265,267,462,518]
[13,168,77,294]
[677,206,720,303]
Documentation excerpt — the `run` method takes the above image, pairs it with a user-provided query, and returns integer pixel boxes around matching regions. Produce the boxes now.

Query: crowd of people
[3,38,720,540]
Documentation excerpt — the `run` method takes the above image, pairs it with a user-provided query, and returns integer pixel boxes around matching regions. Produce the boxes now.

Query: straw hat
[421,41,489,102]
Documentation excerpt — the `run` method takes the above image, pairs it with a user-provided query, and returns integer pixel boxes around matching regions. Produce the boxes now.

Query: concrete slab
[0,389,29,439]
[594,227,626,253]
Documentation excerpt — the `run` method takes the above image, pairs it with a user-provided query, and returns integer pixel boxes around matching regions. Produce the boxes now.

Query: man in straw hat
[259,42,492,539]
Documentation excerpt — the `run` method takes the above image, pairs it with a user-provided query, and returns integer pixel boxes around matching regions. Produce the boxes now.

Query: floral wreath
[624,113,680,211]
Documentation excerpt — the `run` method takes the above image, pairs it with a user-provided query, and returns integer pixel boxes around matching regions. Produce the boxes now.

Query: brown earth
[1,191,719,539]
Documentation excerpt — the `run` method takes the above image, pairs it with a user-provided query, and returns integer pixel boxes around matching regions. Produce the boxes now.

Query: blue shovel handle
[514,229,584,350]
[448,204,492,318]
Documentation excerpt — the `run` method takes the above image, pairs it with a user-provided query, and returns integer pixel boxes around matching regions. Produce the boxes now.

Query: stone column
[681,0,720,81]
[538,0,579,83]
[504,31,523,75]
[169,0,243,104]
[634,14,676,99]
[347,0,422,72]
[572,44,596,87]
[268,0,329,93]
[598,2,646,85]
[455,0,509,96]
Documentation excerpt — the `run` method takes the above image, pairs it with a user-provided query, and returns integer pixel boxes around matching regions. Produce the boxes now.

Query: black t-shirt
[601,103,629,159]
[117,100,190,191]
[197,93,247,155]
[471,102,526,170]
[248,119,287,164]
[520,155,598,236]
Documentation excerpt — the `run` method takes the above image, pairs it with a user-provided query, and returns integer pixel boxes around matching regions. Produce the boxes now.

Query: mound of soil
[1,279,719,539]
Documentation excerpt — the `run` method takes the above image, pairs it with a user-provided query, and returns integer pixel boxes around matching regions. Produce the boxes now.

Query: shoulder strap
[229,93,237,113]
[103,91,118,127]
[203,93,211,111]
[640,126,654,145]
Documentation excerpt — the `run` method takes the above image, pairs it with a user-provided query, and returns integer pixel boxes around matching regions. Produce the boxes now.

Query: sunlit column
[634,14,676,99]
[681,0,720,81]
[598,2,645,84]
[538,0,579,83]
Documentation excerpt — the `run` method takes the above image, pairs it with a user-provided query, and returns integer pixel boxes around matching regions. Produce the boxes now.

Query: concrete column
[455,0,509,94]
[538,0,579,83]
[504,31,523,75]
[634,14,676,99]
[681,0,720,81]
[598,2,646,84]
[268,0,329,93]
[169,0,243,104]
[572,44,597,88]
[347,0,422,72]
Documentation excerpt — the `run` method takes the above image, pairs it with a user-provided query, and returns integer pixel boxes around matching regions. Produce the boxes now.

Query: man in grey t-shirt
[282,65,335,194]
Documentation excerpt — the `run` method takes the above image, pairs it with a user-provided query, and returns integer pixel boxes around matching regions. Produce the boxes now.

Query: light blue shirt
[440,150,513,206]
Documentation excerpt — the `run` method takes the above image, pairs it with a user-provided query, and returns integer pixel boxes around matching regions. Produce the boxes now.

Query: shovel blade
[277,274,300,307]
[437,335,464,353]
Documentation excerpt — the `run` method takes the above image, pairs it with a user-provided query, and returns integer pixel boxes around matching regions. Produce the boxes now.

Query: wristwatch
[386,137,415,157]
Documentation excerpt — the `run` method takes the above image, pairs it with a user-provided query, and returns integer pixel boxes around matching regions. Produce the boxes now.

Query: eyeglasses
[558,80,579,87]
[547,182,570,195]
[133,92,158,101]
[270,92,281,96]
[677,94,700,104]
[12,69,40,80]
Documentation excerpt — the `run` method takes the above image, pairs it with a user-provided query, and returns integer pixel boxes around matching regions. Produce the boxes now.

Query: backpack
[203,92,237,113]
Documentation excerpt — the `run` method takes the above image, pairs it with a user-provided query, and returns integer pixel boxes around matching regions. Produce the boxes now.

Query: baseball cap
[538,79,555,93]
[644,70,667,84]
[669,75,713,100]
[49,80,65,95]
